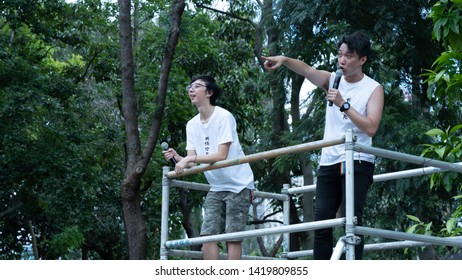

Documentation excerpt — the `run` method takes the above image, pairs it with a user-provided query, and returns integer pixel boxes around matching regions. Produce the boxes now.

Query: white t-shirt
[186,106,255,193]
[320,73,380,165]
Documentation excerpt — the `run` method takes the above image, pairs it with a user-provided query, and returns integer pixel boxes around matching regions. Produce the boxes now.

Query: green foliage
[422,50,462,112]
[404,1,462,258]
[430,0,462,50]
[406,215,434,235]
[44,226,85,259]
[411,125,462,255]
[421,124,462,193]
[1,0,126,260]
[423,0,462,115]
[406,195,462,238]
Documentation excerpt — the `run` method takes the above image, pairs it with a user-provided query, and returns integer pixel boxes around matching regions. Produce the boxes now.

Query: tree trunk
[180,189,202,251]
[263,0,290,184]
[291,74,314,250]
[118,0,145,259]
[301,160,314,249]
[27,220,39,260]
[262,0,302,252]
[117,0,185,259]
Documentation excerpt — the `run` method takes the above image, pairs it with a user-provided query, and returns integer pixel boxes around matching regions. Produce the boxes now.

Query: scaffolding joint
[342,235,361,245]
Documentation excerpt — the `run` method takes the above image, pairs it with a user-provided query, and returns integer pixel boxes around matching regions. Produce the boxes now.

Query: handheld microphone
[161,142,177,165]
[329,69,343,106]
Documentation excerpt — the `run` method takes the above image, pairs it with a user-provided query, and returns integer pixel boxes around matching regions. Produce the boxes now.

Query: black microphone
[161,142,177,165]
[329,69,343,106]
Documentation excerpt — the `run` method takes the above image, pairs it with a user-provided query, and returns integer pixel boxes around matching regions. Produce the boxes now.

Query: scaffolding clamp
[342,235,362,245]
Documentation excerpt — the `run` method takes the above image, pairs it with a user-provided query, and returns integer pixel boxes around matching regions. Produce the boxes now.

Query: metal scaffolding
[160,130,462,260]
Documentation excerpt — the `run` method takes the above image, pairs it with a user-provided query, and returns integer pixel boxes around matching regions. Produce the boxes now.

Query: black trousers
[313,160,374,260]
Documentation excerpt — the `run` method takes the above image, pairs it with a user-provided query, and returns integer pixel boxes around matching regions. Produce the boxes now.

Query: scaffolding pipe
[282,184,290,254]
[331,238,345,260]
[170,180,288,201]
[168,249,280,260]
[289,162,462,195]
[344,130,356,260]
[168,249,281,260]
[170,180,211,192]
[160,166,171,260]
[363,240,434,252]
[253,190,289,201]
[286,240,441,259]
[165,218,345,249]
[373,163,462,182]
[166,138,345,179]
[355,144,462,173]
[287,184,316,195]
[159,131,462,260]
[356,226,462,248]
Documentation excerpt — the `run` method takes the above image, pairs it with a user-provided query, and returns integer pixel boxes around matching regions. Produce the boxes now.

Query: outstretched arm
[262,55,331,91]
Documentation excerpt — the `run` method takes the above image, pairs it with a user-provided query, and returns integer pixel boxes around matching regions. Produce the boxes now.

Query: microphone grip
[161,142,177,165]
[330,74,342,107]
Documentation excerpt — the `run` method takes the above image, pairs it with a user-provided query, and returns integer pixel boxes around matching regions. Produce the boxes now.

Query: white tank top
[320,73,380,165]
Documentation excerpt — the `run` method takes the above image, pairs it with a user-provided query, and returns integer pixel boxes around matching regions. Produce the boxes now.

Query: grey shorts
[200,188,251,242]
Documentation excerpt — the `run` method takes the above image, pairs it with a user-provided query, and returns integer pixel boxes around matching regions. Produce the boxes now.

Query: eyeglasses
[186,83,206,92]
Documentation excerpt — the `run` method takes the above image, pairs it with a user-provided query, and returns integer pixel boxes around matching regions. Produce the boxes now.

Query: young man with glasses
[163,75,254,260]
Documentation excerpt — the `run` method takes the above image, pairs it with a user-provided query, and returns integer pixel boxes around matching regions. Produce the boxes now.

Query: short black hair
[191,75,222,106]
[338,31,371,60]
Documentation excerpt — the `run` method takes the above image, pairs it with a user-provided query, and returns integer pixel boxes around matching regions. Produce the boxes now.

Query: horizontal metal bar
[373,162,462,182]
[363,240,433,252]
[289,162,462,194]
[165,218,345,249]
[171,180,210,191]
[355,144,462,173]
[287,184,316,194]
[167,138,345,179]
[168,249,280,260]
[356,226,462,248]
[170,180,288,201]
[285,240,439,259]
[253,190,288,201]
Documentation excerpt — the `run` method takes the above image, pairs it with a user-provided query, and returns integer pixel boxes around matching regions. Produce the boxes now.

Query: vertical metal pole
[282,184,290,256]
[344,129,356,260]
[160,166,171,260]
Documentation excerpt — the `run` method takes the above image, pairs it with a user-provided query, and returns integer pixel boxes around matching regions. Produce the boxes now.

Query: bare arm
[262,55,331,91]
[172,142,231,174]
[342,85,384,137]
[187,142,231,164]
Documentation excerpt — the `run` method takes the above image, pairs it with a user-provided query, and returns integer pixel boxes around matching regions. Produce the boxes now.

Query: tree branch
[0,203,23,217]
[142,0,185,167]
[196,3,255,28]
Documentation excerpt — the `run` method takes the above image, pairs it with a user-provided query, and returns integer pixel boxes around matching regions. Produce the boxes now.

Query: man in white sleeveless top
[262,31,384,260]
